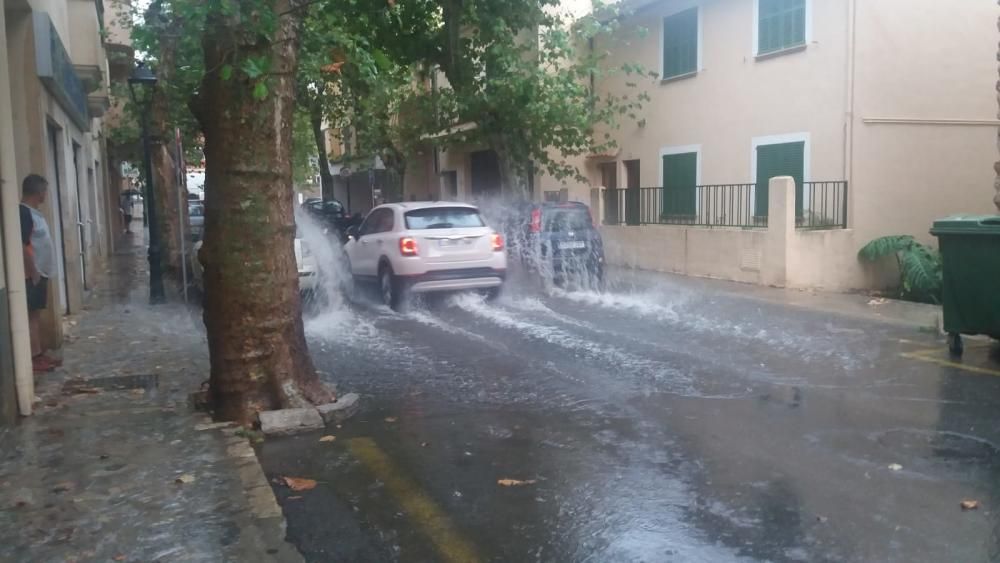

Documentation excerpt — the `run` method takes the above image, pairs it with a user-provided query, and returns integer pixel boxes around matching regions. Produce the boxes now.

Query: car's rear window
[544,207,591,232]
[405,207,485,230]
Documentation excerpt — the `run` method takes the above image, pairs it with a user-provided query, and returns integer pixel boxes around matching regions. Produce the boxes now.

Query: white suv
[344,202,507,309]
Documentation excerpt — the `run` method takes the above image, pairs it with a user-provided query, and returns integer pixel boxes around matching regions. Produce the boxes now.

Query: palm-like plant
[858,235,943,304]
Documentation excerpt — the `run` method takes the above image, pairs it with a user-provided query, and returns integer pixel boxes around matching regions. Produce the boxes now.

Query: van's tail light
[529,208,541,232]
[491,233,504,252]
[399,237,419,256]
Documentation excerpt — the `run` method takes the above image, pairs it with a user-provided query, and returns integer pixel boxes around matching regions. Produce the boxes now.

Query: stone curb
[259,393,361,436]
[196,415,304,562]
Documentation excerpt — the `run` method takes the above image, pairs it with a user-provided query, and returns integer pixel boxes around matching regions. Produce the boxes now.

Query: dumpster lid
[930,215,1000,236]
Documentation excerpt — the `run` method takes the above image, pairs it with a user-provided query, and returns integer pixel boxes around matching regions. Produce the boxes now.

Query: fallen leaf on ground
[52,482,74,493]
[175,474,195,484]
[961,499,980,511]
[283,477,317,491]
[497,479,537,487]
[113,555,126,561]
[319,435,336,442]
[384,417,398,423]
[888,463,903,471]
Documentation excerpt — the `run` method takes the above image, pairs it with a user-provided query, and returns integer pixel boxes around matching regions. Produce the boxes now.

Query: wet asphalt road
[257,269,1000,563]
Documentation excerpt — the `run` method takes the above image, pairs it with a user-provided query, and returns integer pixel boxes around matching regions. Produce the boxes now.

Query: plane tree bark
[192,0,334,425]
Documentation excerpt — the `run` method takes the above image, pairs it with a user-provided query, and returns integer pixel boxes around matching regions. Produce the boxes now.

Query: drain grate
[63,374,159,393]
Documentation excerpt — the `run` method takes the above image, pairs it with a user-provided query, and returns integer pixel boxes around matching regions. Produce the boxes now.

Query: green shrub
[858,235,942,304]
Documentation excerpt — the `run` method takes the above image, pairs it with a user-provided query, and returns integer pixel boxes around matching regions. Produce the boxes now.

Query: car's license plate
[558,241,586,250]
[438,238,468,247]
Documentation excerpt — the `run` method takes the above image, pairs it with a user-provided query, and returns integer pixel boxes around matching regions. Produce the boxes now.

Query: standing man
[19,174,59,373]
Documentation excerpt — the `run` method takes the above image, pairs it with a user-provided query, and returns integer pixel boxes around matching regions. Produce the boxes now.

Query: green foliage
[291,110,319,188]
[859,235,943,304]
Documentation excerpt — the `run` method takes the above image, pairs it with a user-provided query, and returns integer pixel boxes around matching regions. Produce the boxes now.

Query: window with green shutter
[662,8,698,79]
[755,141,804,218]
[662,152,697,218]
[758,0,806,55]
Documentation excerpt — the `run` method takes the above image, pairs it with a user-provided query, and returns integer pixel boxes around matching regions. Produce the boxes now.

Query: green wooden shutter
[758,0,806,54]
[755,141,804,217]
[662,8,698,79]
[662,152,697,218]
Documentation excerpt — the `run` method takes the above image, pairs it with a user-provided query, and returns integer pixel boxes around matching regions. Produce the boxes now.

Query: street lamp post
[128,62,166,304]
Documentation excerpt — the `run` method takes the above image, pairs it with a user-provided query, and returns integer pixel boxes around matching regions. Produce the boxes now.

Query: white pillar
[0,2,34,416]
[763,176,795,287]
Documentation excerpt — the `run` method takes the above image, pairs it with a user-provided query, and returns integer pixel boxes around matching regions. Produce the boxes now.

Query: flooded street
[259,226,1000,562]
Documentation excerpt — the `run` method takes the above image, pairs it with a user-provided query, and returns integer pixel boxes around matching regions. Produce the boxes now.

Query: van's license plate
[558,241,586,250]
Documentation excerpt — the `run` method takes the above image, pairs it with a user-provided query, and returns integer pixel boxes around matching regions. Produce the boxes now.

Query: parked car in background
[344,202,507,310]
[188,201,204,241]
[301,197,361,242]
[507,201,604,288]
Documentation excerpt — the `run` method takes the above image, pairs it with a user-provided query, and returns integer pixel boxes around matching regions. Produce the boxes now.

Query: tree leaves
[859,235,942,303]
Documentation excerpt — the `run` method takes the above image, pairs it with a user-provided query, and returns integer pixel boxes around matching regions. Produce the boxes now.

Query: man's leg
[28,310,42,357]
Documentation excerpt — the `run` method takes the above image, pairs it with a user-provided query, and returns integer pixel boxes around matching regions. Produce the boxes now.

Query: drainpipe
[0,6,33,416]
[843,0,857,221]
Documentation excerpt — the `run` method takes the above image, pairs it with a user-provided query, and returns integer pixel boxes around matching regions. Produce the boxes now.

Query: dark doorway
[470,150,501,198]
[440,170,458,200]
[600,161,619,225]
[624,160,640,189]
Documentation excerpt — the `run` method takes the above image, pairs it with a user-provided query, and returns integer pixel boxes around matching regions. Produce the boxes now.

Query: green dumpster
[930,215,1000,356]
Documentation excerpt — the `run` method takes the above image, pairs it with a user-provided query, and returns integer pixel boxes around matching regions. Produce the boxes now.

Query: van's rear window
[405,207,485,229]
[544,208,592,232]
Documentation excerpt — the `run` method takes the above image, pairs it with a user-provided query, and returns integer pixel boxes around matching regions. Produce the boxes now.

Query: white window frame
[659,3,703,82]
[752,0,813,58]
[750,132,811,216]
[659,144,702,216]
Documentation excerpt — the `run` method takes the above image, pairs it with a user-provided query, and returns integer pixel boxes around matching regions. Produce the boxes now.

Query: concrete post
[763,176,795,287]
[0,4,34,416]
[590,187,606,224]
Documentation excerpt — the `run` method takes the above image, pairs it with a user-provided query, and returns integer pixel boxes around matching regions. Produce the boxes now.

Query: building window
[662,152,698,217]
[662,8,698,80]
[755,140,805,217]
[757,0,806,56]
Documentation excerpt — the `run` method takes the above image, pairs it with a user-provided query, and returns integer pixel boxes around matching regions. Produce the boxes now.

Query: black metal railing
[798,181,848,229]
[603,181,848,230]
[604,184,765,228]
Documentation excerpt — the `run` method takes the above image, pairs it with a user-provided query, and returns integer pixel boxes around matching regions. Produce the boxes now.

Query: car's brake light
[530,208,541,232]
[491,233,504,252]
[399,237,418,256]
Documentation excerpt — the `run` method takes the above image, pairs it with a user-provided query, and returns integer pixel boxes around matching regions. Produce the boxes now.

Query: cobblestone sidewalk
[0,234,300,562]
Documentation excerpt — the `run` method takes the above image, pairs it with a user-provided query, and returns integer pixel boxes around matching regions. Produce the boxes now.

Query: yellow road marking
[901,348,1000,377]
[349,437,480,563]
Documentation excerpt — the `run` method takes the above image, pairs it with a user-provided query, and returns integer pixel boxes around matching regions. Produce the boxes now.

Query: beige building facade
[1,0,127,420]
[400,0,998,292]
[584,0,999,290]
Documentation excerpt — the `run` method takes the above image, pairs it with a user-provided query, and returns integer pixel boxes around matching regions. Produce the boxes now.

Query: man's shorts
[26,277,48,311]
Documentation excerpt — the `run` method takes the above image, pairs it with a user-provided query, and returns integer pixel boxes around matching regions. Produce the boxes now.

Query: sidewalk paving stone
[0,235,300,562]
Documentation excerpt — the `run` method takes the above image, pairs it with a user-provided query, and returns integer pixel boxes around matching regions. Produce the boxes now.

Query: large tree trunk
[310,109,335,201]
[149,141,187,278]
[194,0,333,425]
[147,1,187,279]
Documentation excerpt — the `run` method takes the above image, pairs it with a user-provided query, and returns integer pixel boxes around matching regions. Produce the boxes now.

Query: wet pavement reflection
[259,265,1000,562]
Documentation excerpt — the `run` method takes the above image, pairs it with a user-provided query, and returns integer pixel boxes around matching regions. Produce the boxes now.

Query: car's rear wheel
[379,264,406,311]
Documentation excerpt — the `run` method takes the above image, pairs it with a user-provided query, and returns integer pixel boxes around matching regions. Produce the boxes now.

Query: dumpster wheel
[947,333,964,358]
